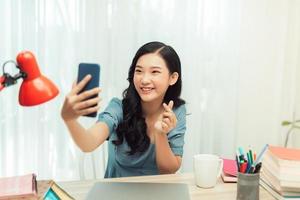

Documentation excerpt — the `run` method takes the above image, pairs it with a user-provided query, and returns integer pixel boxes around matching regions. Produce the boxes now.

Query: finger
[67,81,77,96]
[162,112,173,123]
[162,117,171,127]
[163,100,174,111]
[163,103,172,112]
[162,112,173,118]
[77,104,100,116]
[77,87,101,102]
[72,81,76,89]
[71,75,92,95]
[163,112,176,123]
[161,121,169,131]
[164,111,178,127]
[168,100,174,110]
[74,97,101,110]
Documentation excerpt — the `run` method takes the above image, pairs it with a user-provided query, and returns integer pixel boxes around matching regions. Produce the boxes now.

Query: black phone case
[77,63,100,117]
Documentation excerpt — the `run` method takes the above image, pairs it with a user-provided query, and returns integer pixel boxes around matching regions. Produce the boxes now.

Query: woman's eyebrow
[150,66,162,69]
[135,65,162,69]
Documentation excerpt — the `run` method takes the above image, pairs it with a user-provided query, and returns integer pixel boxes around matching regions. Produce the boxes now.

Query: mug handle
[217,158,223,178]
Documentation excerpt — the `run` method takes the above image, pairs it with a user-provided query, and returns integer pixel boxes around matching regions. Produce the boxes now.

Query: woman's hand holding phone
[61,75,102,121]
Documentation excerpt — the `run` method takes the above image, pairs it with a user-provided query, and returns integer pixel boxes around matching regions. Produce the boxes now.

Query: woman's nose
[141,74,151,84]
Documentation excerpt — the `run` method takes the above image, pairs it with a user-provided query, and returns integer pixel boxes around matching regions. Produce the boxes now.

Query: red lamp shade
[16,51,59,106]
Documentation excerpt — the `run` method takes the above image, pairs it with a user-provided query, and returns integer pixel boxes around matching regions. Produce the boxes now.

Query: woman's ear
[169,72,179,86]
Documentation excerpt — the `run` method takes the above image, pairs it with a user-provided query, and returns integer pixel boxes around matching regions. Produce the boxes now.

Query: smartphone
[77,63,100,117]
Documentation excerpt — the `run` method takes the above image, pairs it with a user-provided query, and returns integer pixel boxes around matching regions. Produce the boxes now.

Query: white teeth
[141,87,152,91]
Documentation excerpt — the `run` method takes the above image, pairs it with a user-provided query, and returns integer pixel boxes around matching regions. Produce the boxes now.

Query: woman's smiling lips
[140,87,154,94]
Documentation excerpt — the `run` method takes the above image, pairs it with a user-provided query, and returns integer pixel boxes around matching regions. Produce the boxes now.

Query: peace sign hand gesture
[154,100,177,134]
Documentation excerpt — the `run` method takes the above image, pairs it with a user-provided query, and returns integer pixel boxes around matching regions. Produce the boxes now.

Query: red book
[221,158,238,183]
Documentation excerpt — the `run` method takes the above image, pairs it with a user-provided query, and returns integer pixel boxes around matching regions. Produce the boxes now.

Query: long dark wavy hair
[113,41,185,155]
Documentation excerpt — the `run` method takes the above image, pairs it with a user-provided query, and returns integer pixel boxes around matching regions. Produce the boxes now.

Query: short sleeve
[97,98,123,137]
[168,104,187,156]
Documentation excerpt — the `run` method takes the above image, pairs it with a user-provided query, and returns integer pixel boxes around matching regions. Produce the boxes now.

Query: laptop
[85,182,191,200]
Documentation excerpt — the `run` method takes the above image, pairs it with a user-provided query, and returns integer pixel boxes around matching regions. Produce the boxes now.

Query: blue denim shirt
[97,98,186,178]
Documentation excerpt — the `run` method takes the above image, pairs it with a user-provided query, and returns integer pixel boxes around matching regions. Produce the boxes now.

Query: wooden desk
[58,173,275,200]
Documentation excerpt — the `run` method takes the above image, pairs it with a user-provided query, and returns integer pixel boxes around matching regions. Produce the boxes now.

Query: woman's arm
[63,120,109,152]
[154,132,182,174]
[154,101,184,174]
[61,75,109,152]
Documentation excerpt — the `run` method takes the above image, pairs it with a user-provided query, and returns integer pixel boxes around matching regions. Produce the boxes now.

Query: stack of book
[260,145,300,200]
[0,173,74,199]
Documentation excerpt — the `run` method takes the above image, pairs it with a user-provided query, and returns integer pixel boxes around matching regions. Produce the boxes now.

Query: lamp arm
[13,71,27,80]
[0,60,27,91]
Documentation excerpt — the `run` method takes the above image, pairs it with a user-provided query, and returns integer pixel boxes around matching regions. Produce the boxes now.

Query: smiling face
[133,53,178,104]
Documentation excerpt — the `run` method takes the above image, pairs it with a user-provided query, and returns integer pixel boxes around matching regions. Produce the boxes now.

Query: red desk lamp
[0,51,59,106]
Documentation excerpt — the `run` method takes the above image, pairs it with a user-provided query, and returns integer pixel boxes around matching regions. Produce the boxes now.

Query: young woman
[61,41,186,178]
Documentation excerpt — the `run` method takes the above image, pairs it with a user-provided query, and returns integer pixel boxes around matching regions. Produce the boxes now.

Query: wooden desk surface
[58,173,275,200]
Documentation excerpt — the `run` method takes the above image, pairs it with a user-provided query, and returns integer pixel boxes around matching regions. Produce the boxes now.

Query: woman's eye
[152,71,160,74]
[135,69,142,73]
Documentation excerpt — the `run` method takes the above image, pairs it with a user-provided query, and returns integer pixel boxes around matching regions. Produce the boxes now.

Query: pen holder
[236,172,260,200]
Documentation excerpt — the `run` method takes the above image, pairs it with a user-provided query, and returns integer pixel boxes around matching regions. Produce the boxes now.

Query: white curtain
[1,0,300,181]
[280,0,300,148]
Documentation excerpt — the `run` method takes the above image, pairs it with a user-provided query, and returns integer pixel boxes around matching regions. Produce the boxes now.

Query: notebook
[221,158,237,183]
[43,181,74,200]
[86,182,191,200]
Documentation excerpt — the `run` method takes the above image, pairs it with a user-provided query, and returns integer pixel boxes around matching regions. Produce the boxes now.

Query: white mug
[193,154,223,188]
